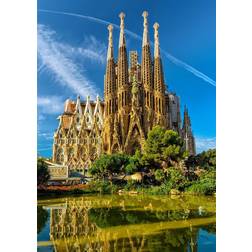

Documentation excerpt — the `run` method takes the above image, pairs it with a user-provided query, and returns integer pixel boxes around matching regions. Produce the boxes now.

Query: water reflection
[37,195,216,251]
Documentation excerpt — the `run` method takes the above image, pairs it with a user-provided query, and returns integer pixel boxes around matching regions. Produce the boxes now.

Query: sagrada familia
[52,11,196,173]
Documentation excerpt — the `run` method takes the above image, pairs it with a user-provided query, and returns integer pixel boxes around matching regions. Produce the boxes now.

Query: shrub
[154,169,165,183]
[186,170,216,195]
[90,180,119,194]
[166,167,188,191]
[90,154,130,180]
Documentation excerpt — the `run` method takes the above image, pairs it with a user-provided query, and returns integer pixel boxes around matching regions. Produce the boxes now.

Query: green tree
[186,148,216,171]
[90,154,130,180]
[125,149,143,174]
[142,126,185,170]
[154,169,165,183]
[186,169,216,195]
[37,157,50,185]
[166,167,188,190]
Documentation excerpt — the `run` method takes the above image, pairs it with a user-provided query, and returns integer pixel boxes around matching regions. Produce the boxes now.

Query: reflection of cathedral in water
[39,197,215,251]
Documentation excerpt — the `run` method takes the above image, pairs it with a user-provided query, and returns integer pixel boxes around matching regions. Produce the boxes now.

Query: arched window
[68,148,74,160]
[56,148,64,164]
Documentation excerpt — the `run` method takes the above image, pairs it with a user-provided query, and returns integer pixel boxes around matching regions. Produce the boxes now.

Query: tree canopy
[90,153,130,180]
[142,126,185,170]
[186,148,216,171]
[87,127,216,195]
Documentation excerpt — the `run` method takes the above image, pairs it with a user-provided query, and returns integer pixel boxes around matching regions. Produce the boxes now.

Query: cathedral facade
[52,11,195,173]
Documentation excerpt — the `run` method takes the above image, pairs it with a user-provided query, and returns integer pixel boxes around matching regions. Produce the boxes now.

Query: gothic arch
[68,147,75,160]
[125,125,142,155]
[56,148,64,164]
[112,143,120,153]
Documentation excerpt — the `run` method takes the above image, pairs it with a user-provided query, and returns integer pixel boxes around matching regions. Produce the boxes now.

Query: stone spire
[117,12,128,88]
[183,106,191,129]
[153,22,165,93]
[141,10,153,106]
[142,11,149,47]
[107,24,114,61]
[75,95,82,115]
[153,22,160,58]
[104,24,116,105]
[119,12,126,48]
[182,106,196,155]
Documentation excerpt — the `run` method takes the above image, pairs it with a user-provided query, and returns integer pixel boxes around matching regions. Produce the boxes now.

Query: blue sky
[37,0,216,157]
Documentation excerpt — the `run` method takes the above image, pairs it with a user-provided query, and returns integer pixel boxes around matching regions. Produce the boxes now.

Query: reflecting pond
[37,194,216,251]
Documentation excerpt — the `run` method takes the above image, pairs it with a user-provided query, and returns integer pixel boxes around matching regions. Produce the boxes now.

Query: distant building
[52,11,195,174]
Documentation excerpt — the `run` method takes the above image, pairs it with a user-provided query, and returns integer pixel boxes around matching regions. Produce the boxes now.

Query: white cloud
[38,132,53,140]
[38,24,102,99]
[195,136,216,153]
[76,36,106,64]
[38,9,216,87]
[37,95,64,114]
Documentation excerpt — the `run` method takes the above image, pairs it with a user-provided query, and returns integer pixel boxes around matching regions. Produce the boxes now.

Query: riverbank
[37,183,216,197]
[37,184,97,196]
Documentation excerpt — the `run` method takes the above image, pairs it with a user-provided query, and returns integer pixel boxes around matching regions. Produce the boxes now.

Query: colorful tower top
[119,12,126,47]
[107,24,114,61]
[153,22,160,58]
[142,11,149,47]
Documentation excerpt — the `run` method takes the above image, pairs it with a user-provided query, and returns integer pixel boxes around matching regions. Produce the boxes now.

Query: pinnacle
[153,22,159,30]
[142,11,148,18]
[119,12,125,19]
[107,24,113,32]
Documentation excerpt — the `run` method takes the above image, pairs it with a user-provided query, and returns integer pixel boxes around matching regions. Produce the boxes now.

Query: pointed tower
[153,22,166,127]
[75,95,82,130]
[141,11,153,107]
[182,106,196,156]
[117,12,130,150]
[141,11,154,134]
[104,24,116,116]
[103,24,116,153]
[117,12,128,89]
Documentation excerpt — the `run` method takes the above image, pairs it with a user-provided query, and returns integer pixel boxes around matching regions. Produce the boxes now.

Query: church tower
[51,11,197,175]
[103,24,116,153]
[182,106,196,155]
[141,11,154,132]
[116,12,130,151]
[153,22,167,127]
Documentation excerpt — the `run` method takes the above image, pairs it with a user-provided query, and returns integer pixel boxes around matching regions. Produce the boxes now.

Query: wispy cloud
[37,95,64,114]
[76,36,106,64]
[38,24,102,99]
[38,9,216,87]
[195,136,216,153]
[38,132,53,140]
[37,147,53,152]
